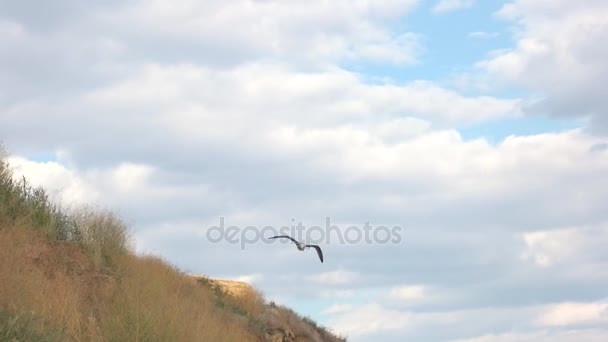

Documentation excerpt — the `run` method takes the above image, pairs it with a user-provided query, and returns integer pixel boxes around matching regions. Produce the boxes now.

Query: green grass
[0,148,80,242]
[0,308,66,342]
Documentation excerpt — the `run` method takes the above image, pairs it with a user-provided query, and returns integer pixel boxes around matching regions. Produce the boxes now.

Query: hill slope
[0,146,345,342]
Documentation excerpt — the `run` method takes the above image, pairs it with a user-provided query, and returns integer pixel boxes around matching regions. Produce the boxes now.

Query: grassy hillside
[0,146,346,342]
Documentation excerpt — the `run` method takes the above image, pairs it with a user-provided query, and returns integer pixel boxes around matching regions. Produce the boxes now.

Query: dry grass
[0,224,85,339]
[0,224,258,341]
[99,255,257,342]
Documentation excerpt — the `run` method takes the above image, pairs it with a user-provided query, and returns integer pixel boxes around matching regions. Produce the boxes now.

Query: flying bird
[269,235,324,263]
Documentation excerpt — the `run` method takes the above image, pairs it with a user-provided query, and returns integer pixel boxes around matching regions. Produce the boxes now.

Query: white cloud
[520,229,585,267]
[4,155,229,226]
[327,302,541,339]
[537,302,608,327]
[6,157,152,206]
[520,224,608,268]
[452,330,608,342]
[110,163,154,193]
[309,270,360,286]
[480,0,608,133]
[433,0,475,14]
[0,19,25,39]
[83,63,520,133]
[329,301,608,340]
[329,303,413,336]
[6,156,100,205]
[322,304,354,315]
[388,285,426,301]
[320,290,356,299]
[111,0,422,66]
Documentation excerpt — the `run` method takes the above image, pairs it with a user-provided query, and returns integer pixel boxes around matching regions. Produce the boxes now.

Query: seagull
[269,235,324,263]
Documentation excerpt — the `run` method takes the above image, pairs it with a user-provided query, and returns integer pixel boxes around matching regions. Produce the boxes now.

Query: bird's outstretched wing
[269,235,300,245]
[306,245,324,263]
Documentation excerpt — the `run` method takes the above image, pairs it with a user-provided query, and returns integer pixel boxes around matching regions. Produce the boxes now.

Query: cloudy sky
[2,0,608,340]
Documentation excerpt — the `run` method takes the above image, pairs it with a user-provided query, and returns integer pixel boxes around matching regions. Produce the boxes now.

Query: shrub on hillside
[72,208,131,270]
[0,146,78,241]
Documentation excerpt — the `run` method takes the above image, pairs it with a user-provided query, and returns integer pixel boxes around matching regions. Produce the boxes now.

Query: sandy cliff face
[209,278,256,298]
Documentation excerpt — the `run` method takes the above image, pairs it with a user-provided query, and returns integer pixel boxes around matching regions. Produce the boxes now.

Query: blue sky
[2,0,608,341]
[354,1,511,79]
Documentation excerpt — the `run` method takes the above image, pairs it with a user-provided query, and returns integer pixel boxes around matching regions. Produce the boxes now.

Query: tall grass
[99,256,256,342]
[0,223,88,339]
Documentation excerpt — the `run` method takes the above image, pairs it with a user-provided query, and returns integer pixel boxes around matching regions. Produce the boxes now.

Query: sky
[1,0,608,341]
